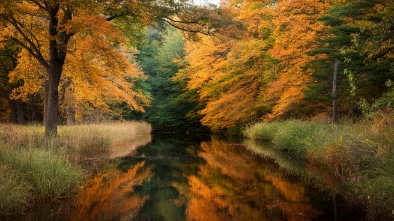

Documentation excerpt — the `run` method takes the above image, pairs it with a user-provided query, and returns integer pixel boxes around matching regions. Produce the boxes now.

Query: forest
[0,0,393,133]
[0,0,394,219]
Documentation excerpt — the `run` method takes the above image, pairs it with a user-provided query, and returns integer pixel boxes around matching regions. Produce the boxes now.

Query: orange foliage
[264,0,330,120]
[1,1,150,123]
[68,161,152,220]
[185,139,321,221]
[180,0,331,128]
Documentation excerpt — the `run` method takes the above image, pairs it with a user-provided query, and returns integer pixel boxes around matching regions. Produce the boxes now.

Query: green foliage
[307,0,394,118]
[136,26,207,132]
[243,122,280,141]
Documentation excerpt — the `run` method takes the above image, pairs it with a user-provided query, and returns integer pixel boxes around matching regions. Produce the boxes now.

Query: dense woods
[0,0,220,135]
[1,0,393,131]
[177,0,393,131]
[1,0,394,218]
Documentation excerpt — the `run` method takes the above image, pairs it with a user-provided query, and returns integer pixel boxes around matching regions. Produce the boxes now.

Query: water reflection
[44,135,366,221]
[19,135,363,221]
[69,161,152,220]
[185,139,320,221]
[243,139,342,193]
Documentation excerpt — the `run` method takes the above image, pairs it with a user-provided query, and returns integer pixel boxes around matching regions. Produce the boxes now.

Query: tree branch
[29,0,48,11]
[161,18,212,35]
[10,37,49,69]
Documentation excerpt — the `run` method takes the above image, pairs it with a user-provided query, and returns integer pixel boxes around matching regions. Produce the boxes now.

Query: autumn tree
[175,0,270,131]
[0,0,223,136]
[259,0,330,120]
[178,0,329,130]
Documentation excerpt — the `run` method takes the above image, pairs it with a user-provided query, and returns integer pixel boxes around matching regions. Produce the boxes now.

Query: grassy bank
[243,113,394,219]
[0,121,151,215]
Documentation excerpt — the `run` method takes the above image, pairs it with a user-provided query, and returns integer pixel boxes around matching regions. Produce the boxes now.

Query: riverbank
[0,121,151,216]
[243,112,394,219]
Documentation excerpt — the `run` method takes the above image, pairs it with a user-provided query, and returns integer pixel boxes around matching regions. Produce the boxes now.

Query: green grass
[0,121,152,215]
[0,165,30,215]
[243,114,394,219]
[0,146,83,197]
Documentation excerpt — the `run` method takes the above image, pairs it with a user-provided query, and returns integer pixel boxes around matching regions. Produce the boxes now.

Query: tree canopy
[0,0,393,132]
[0,0,222,134]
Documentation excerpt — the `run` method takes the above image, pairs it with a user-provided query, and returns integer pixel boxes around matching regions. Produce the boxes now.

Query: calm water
[22,134,367,221]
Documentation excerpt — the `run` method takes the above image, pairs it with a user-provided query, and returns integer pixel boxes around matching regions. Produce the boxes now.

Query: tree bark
[8,100,17,123]
[67,105,76,125]
[332,58,339,123]
[16,99,26,124]
[44,4,69,137]
[45,69,61,136]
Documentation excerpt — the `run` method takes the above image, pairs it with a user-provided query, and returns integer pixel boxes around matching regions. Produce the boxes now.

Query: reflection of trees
[186,139,320,221]
[244,139,341,194]
[109,134,152,159]
[68,161,152,221]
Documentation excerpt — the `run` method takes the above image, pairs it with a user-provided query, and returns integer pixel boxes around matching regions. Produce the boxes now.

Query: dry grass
[0,121,152,215]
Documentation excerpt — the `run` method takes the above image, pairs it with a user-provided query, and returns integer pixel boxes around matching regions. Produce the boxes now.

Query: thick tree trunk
[44,68,61,136]
[332,58,339,123]
[44,4,68,137]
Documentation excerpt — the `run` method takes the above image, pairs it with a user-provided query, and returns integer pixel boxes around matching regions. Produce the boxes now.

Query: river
[22,134,368,221]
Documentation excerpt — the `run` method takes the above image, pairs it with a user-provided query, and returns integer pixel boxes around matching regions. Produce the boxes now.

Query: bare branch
[163,16,200,24]
[29,0,48,11]
[161,18,212,35]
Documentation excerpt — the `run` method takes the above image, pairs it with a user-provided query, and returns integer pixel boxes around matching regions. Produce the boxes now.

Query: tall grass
[0,121,152,215]
[0,146,82,196]
[0,165,30,215]
[244,114,394,219]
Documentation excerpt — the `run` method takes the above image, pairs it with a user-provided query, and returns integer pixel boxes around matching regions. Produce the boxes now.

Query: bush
[243,122,279,141]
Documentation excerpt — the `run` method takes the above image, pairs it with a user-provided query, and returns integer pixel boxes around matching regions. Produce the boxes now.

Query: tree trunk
[44,4,68,137]
[9,100,17,123]
[44,67,61,136]
[16,99,26,124]
[67,105,76,125]
[43,79,49,125]
[332,58,339,123]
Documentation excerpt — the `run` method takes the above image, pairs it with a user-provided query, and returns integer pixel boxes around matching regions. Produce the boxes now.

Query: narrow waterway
[24,134,367,220]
